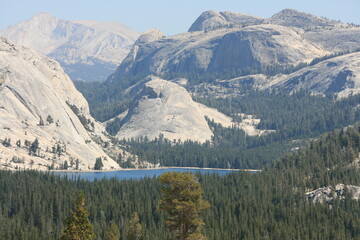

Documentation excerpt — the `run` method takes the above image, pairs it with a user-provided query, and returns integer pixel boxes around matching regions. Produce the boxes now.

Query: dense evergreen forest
[113,93,360,169]
[1,127,360,239]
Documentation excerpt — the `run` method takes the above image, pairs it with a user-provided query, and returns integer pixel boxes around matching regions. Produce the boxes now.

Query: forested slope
[1,126,360,239]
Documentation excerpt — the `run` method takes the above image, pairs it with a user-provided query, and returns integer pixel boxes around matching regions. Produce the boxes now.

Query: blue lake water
[54,168,241,181]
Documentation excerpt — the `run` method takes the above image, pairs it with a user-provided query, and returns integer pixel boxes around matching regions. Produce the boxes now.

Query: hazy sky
[1,0,359,36]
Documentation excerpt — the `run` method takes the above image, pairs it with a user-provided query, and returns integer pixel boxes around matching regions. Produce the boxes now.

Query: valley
[1,4,360,239]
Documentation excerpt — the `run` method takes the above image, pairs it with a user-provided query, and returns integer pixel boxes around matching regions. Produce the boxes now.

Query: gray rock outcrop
[188,10,264,32]
[108,8,360,94]
[0,12,140,81]
[108,76,271,142]
[109,76,234,143]
[266,8,343,30]
[0,38,120,170]
[113,24,327,80]
[263,52,360,98]
[306,184,360,204]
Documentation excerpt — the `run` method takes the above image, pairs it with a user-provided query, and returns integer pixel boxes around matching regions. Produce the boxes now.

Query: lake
[54,168,247,181]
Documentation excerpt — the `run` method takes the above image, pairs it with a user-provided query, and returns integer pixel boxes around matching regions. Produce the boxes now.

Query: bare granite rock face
[108,76,271,142]
[0,38,121,171]
[0,12,140,81]
[108,9,360,99]
[191,51,360,99]
[267,9,360,53]
[188,10,264,32]
[306,184,360,204]
[263,52,360,98]
[113,24,327,80]
[110,76,233,143]
[266,8,344,30]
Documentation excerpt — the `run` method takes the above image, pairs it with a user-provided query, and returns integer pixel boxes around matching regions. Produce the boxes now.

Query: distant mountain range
[2,8,360,169]
[191,51,360,98]
[107,8,360,98]
[0,12,140,82]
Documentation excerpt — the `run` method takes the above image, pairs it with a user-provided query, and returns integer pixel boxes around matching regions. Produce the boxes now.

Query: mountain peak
[188,10,264,32]
[277,8,304,15]
[29,12,57,22]
[267,8,342,29]
[0,13,140,82]
[136,29,164,44]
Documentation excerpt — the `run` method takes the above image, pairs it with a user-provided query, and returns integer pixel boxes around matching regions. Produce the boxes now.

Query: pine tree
[60,191,95,240]
[39,117,44,126]
[46,115,54,124]
[64,160,69,170]
[127,212,143,240]
[104,222,120,240]
[29,138,39,155]
[159,172,210,240]
[94,157,103,170]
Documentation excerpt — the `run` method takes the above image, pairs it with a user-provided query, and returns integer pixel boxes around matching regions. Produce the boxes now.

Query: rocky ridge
[306,184,360,204]
[0,12,140,82]
[263,52,360,98]
[266,8,344,30]
[188,10,264,32]
[114,24,328,80]
[107,76,270,142]
[0,38,123,171]
[108,8,360,100]
[190,51,360,99]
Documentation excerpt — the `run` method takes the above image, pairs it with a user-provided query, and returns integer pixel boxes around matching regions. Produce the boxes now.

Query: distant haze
[0,0,359,36]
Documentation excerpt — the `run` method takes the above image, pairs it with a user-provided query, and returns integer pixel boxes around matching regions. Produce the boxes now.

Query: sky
[0,0,359,36]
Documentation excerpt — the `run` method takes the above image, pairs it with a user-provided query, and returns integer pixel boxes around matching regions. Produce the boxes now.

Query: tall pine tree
[60,191,95,240]
[159,172,210,240]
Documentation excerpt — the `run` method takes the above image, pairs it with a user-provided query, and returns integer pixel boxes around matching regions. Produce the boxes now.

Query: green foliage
[159,172,210,240]
[73,47,360,123]
[29,138,39,155]
[47,115,54,124]
[2,127,360,239]
[127,212,143,240]
[64,160,69,170]
[66,102,94,132]
[199,91,360,141]
[74,78,138,122]
[186,233,207,240]
[116,92,360,169]
[2,138,11,147]
[104,222,120,240]
[94,157,103,170]
[106,117,124,136]
[60,191,95,240]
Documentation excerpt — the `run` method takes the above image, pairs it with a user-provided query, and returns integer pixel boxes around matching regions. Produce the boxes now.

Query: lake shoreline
[51,166,261,173]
